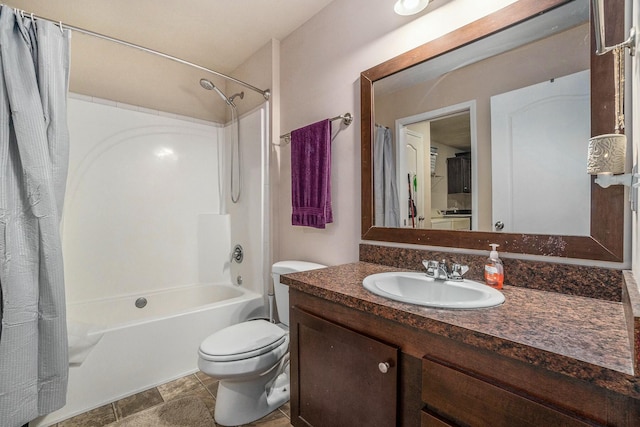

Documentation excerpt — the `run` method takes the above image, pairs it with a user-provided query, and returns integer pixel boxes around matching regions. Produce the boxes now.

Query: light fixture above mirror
[394,0,431,16]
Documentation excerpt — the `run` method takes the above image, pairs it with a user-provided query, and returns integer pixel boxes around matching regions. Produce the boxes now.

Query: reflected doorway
[396,101,477,230]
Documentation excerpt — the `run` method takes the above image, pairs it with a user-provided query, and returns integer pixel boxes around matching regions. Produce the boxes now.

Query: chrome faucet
[422,259,469,281]
[422,260,449,280]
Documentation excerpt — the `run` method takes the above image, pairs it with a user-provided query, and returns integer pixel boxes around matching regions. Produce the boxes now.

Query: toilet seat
[199,320,287,362]
[198,332,289,380]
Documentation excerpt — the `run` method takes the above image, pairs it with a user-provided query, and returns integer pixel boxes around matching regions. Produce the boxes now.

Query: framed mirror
[361,0,625,262]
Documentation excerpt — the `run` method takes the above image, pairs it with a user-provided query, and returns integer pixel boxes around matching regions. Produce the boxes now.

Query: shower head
[199,78,215,91]
[199,78,233,106]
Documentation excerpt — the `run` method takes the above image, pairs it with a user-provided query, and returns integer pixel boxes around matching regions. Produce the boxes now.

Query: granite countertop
[282,262,640,398]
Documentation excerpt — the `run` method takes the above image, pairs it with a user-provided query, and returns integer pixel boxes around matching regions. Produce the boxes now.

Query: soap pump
[484,243,504,290]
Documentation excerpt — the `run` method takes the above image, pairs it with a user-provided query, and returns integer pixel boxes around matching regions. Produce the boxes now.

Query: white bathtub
[34,284,264,427]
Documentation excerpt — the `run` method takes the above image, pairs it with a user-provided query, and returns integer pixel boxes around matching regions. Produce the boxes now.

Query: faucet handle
[422,260,438,275]
[450,263,469,279]
[231,244,243,263]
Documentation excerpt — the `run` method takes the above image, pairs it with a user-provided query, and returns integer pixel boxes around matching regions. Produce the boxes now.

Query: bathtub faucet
[231,244,244,263]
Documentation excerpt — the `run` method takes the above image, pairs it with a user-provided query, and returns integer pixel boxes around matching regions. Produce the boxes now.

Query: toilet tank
[272,261,326,326]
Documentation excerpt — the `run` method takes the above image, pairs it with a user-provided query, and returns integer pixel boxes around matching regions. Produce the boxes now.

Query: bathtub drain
[135,297,148,309]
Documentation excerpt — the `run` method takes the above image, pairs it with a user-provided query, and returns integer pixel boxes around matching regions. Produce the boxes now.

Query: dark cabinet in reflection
[447,156,471,194]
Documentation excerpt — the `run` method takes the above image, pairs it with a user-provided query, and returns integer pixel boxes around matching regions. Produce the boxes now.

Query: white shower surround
[33,96,270,426]
[61,95,269,300]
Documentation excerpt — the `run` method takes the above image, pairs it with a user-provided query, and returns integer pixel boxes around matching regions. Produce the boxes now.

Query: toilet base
[213,362,290,426]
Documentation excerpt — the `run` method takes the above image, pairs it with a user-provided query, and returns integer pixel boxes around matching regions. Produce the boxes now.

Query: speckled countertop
[282,262,640,398]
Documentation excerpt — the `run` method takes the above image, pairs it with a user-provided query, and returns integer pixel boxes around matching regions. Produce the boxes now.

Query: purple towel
[291,119,333,228]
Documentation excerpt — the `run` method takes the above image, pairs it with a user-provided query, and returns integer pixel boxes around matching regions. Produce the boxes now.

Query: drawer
[421,409,454,427]
[422,357,592,427]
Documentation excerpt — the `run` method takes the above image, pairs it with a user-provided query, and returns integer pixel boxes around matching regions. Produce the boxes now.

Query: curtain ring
[30,13,35,25]
[58,21,64,34]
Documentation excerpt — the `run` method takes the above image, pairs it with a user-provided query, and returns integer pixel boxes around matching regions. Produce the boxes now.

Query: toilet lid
[199,319,287,362]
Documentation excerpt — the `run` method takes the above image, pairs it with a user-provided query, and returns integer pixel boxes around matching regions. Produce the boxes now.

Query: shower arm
[10,6,271,100]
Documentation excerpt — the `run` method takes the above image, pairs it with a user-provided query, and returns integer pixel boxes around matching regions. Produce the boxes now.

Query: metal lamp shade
[587,133,626,174]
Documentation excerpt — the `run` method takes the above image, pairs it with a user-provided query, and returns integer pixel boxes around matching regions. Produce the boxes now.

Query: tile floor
[51,371,292,427]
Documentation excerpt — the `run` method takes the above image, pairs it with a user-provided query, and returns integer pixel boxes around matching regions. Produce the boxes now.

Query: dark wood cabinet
[290,289,640,427]
[446,156,471,194]
[290,305,399,427]
[422,357,592,427]
[421,410,454,427]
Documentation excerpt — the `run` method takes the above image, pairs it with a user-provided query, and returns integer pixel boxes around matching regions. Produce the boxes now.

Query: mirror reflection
[372,1,590,235]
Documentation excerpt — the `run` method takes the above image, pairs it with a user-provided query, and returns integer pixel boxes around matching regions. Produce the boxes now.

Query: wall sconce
[587,0,636,199]
[394,0,431,16]
[587,47,633,188]
[588,133,637,188]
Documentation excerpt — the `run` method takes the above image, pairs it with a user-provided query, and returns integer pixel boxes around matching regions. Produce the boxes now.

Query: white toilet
[198,260,326,426]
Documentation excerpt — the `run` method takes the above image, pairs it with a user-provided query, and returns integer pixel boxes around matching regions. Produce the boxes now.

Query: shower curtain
[374,125,400,227]
[0,8,71,427]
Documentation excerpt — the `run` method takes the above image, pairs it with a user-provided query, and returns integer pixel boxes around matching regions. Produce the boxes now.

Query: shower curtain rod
[6,6,271,100]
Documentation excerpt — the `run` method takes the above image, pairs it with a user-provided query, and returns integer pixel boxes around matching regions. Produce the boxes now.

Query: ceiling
[430,113,471,151]
[374,0,588,96]
[2,0,336,121]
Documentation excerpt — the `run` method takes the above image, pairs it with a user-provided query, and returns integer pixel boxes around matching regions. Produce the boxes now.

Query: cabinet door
[451,217,470,230]
[291,306,399,427]
[446,157,471,194]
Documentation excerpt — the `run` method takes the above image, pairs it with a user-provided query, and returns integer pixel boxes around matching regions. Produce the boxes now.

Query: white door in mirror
[490,70,590,235]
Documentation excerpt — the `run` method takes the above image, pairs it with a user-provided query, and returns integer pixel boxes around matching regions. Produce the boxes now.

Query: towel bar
[277,113,352,145]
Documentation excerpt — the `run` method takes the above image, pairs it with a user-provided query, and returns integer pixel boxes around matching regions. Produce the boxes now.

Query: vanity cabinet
[446,156,470,194]
[289,306,400,427]
[430,217,470,230]
[290,288,640,427]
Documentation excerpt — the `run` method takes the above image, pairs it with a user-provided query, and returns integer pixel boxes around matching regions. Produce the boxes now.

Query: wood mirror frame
[361,0,625,262]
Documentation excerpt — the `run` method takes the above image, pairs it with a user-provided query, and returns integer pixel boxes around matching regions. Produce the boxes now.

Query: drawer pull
[378,362,390,373]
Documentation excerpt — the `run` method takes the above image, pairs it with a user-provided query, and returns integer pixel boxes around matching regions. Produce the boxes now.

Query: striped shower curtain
[0,7,71,427]
[374,125,400,227]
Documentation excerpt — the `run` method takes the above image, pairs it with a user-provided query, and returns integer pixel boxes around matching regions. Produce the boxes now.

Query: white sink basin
[362,272,505,309]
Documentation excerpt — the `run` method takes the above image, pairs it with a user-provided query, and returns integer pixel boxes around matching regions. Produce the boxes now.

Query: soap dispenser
[484,244,504,290]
